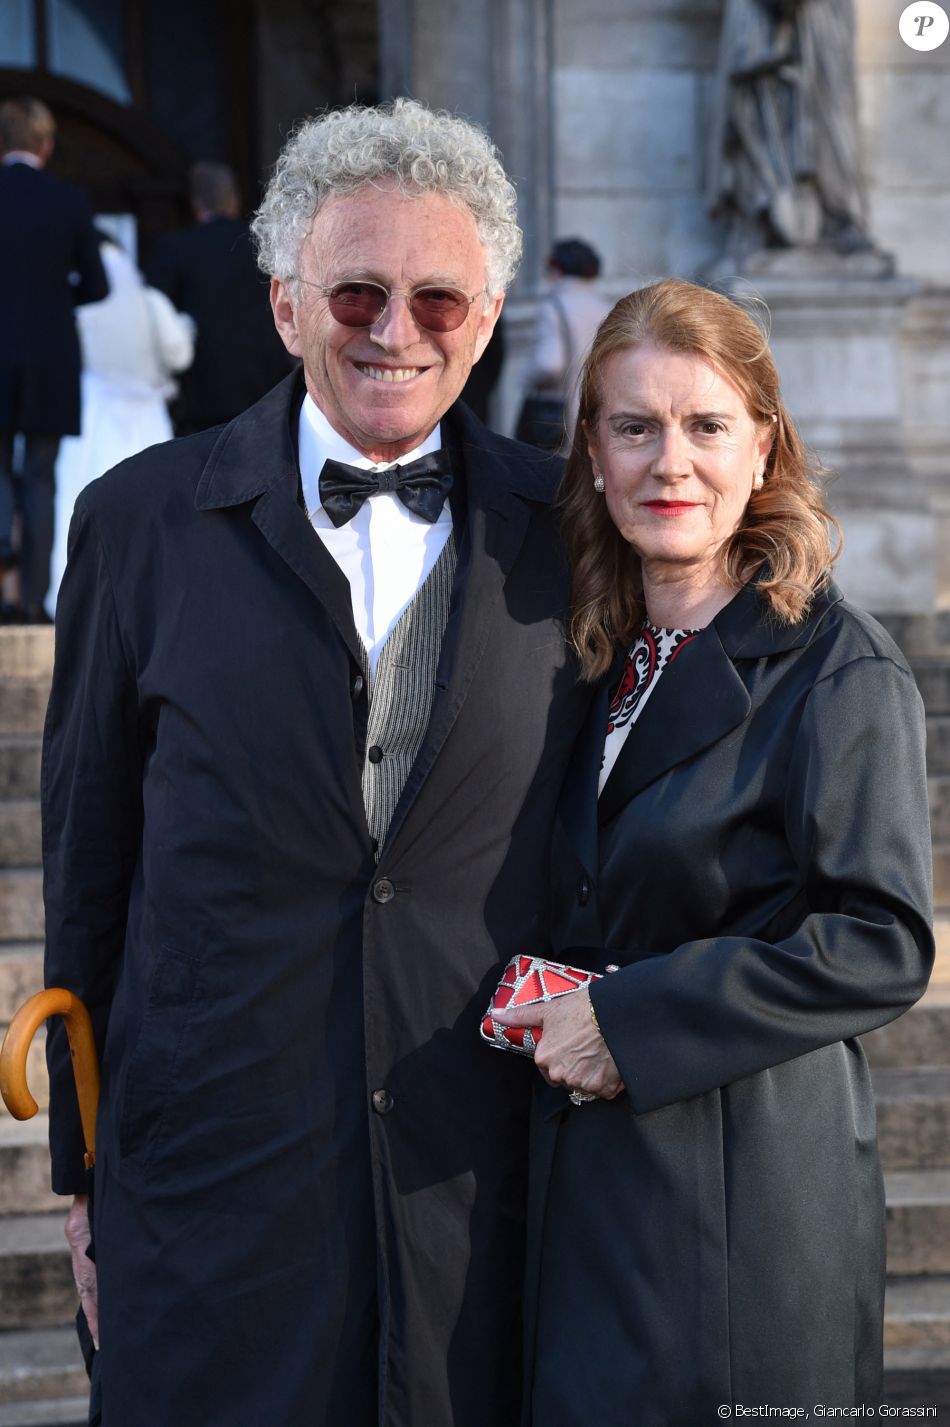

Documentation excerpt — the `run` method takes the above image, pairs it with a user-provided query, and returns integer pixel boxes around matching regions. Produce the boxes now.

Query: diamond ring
[569,1088,597,1106]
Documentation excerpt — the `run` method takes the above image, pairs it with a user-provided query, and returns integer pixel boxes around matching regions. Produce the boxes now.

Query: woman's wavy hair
[251,97,522,300]
[563,278,841,680]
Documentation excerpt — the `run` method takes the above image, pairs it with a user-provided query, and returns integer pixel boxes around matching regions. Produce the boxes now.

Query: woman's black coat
[525,579,934,1425]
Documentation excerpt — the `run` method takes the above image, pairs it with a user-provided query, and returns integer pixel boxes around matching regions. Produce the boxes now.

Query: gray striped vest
[361,531,457,852]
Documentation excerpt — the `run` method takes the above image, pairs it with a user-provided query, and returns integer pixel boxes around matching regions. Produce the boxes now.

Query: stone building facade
[390,0,949,619]
[1,0,947,611]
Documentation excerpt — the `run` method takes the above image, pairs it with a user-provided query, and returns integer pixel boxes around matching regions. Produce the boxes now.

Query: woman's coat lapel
[565,578,845,851]
[596,623,751,825]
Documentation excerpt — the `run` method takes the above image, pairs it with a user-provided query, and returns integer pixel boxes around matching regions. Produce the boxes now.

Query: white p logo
[899,1,949,48]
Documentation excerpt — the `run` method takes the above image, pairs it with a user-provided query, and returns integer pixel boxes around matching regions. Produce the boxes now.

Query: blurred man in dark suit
[0,96,108,622]
[147,161,293,434]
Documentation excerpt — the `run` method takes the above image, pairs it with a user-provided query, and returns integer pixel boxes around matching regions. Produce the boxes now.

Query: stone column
[900,291,950,613]
[378,0,552,292]
[486,0,555,434]
[378,0,554,431]
[379,0,493,129]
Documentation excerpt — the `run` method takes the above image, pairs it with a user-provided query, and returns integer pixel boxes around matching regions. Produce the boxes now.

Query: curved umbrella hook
[0,988,100,1168]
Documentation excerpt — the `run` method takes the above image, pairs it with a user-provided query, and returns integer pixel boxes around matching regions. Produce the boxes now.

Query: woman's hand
[493,989,625,1100]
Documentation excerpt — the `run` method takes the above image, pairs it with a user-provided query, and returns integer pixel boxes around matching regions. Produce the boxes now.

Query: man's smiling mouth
[355,363,424,383]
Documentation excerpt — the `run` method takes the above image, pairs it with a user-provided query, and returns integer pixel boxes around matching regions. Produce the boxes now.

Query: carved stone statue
[707,0,872,260]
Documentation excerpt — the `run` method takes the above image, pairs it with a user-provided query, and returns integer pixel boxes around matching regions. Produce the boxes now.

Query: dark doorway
[1,0,379,262]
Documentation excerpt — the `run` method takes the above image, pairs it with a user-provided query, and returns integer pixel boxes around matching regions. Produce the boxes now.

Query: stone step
[0,1000,939,1159]
[0,684,49,740]
[885,1169,950,1275]
[6,1070,946,1209]
[0,1028,48,1114]
[0,947,44,1024]
[885,1275,950,1355]
[0,1396,87,1427]
[0,1329,85,1410]
[0,743,41,804]
[877,613,950,661]
[0,1217,73,1333]
[928,716,950,776]
[874,1068,950,1170]
[0,805,41,869]
[878,1341,947,1375]
[937,849,950,909]
[932,777,950,843]
[0,632,55,685]
[18,1085,950,1216]
[0,1117,59,1216]
[863,982,950,1069]
[881,1362,950,1410]
[0,944,51,1115]
[0,873,43,945]
[0,1177,942,1397]
[914,660,950,716]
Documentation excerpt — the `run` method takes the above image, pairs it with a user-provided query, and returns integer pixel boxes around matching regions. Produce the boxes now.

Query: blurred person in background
[47,231,194,614]
[0,96,108,623]
[515,237,610,454]
[147,159,294,434]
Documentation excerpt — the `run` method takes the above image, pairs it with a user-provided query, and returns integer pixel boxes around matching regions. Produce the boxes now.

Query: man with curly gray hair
[44,97,589,1426]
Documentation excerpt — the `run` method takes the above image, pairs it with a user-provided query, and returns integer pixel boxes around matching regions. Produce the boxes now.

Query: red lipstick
[643,500,699,515]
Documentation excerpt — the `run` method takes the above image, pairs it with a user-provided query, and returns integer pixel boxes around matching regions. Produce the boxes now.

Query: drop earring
[593,474,605,492]
[753,472,764,491]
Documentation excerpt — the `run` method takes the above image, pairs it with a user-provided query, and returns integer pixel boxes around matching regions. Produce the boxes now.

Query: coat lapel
[381,404,563,850]
[193,371,366,667]
[597,621,751,825]
[559,675,613,878]
[595,577,845,826]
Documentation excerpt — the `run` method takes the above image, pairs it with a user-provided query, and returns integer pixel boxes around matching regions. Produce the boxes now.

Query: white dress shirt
[1,151,43,168]
[298,395,453,678]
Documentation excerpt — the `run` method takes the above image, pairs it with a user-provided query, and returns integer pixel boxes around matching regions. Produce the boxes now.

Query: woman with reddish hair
[497,279,933,1422]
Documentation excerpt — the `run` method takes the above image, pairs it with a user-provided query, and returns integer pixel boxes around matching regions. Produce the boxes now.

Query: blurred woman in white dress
[48,233,193,613]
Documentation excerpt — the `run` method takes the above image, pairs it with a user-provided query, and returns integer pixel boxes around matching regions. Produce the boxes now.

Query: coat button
[351,674,365,699]
[367,744,383,764]
[372,878,395,903]
[578,876,590,907]
[372,1088,394,1115]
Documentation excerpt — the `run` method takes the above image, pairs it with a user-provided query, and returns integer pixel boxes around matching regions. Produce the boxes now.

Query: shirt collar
[2,151,43,169]
[298,392,442,518]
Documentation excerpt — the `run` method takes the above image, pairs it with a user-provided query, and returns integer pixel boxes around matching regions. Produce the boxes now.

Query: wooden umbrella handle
[0,988,100,1169]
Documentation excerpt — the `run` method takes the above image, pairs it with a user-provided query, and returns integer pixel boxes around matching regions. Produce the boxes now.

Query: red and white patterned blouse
[599,622,700,796]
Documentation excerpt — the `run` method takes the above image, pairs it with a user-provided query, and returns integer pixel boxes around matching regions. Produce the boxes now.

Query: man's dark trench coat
[42,373,590,1427]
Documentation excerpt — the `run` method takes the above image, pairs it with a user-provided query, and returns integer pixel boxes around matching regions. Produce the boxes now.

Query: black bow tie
[318,453,452,528]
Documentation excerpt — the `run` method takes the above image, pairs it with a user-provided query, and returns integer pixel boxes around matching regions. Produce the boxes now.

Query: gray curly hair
[251,97,522,299]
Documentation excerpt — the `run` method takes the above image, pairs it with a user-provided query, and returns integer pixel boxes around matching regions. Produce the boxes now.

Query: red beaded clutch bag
[480,954,602,1057]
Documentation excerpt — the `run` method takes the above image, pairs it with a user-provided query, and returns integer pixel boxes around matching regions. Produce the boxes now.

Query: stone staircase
[0,620,949,1424]
[870,613,950,1404]
[0,630,86,1427]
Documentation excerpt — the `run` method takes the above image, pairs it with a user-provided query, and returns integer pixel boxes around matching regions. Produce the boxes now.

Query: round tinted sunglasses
[296,278,485,333]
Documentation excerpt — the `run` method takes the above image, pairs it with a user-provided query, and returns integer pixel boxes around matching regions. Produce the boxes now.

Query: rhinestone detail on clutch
[480,955,603,1057]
